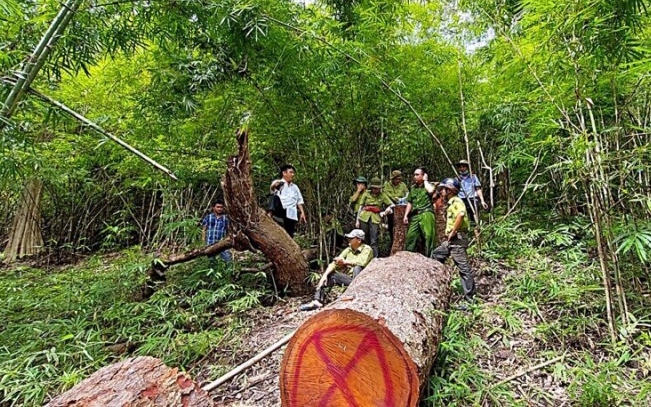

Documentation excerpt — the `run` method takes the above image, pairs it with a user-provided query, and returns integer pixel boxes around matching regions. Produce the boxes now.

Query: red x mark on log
[289,326,397,407]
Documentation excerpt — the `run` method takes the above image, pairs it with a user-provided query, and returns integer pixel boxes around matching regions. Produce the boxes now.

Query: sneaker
[299,300,323,312]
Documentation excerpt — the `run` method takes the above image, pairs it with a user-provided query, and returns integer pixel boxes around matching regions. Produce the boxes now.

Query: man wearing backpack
[267,164,306,238]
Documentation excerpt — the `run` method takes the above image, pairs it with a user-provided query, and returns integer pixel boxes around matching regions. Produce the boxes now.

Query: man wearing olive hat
[349,176,368,213]
[356,177,393,258]
[456,159,488,225]
[299,229,374,311]
[383,170,409,241]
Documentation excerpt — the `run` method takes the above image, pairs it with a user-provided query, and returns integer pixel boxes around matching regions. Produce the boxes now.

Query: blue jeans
[208,248,232,265]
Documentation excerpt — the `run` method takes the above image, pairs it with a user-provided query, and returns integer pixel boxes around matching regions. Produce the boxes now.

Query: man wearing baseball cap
[431,178,476,306]
[299,229,374,311]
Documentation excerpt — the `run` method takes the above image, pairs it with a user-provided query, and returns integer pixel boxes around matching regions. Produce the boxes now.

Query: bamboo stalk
[1,0,81,125]
[491,353,566,388]
[201,330,296,392]
[0,79,178,181]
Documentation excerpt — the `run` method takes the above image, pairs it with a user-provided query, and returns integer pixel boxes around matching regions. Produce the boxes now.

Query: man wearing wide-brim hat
[383,170,409,242]
[356,177,393,258]
[455,160,488,225]
[349,176,368,213]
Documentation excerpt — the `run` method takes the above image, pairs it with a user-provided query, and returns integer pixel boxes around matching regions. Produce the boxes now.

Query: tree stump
[279,251,451,406]
[222,129,310,295]
[44,356,214,407]
[434,196,446,243]
[389,205,407,255]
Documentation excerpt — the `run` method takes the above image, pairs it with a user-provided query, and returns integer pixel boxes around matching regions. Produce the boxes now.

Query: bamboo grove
[2,0,651,348]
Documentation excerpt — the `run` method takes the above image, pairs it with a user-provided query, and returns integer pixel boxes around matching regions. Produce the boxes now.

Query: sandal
[299,300,323,311]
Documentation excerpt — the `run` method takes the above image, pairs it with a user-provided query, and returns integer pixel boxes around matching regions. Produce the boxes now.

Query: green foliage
[0,250,263,406]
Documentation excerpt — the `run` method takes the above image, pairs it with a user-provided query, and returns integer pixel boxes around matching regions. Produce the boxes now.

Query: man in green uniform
[383,170,409,241]
[299,229,374,311]
[403,167,436,257]
[431,178,475,302]
[356,177,393,258]
[349,176,368,213]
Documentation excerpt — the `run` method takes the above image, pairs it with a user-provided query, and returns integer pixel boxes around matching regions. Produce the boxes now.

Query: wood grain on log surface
[279,251,451,407]
[44,356,214,407]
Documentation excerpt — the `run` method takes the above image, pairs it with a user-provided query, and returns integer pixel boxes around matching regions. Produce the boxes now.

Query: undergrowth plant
[426,213,651,406]
[0,248,265,406]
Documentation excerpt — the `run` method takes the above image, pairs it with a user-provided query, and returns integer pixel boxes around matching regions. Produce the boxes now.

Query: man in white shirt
[267,164,306,238]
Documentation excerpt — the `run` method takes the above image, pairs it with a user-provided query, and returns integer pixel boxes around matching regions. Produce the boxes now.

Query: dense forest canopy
[1,0,651,405]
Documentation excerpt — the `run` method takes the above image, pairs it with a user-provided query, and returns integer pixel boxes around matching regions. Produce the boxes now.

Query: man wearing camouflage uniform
[431,178,476,302]
[403,167,437,257]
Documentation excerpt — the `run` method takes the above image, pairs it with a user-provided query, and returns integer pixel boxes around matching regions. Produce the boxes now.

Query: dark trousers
[314,265,363,302]
[431,238,475,299]
[359,220,379,258]
[387,213,395,242]
[268,195,297,238]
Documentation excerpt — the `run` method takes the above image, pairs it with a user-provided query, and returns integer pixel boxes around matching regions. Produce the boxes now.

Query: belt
[411,208,433,216]
[362,205,381,213]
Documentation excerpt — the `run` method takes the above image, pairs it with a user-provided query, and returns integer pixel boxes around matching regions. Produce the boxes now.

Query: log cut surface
[45,356,214,407]
[280,251,451,407]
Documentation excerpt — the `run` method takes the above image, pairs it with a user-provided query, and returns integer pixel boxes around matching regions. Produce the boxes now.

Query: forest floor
[197,257,557,407]
[1,236,650,406]
[197,249,651,406]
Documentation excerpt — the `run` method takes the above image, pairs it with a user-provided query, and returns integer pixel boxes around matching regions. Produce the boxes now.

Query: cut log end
[280,309,420,407]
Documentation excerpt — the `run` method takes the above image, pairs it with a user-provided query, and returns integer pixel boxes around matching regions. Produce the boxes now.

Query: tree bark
[434,196,446,244]
[44,356,214,407]
[389,205,407,255]
[3,179,44,261]
[222,129,310,295]
[279,251,451,407]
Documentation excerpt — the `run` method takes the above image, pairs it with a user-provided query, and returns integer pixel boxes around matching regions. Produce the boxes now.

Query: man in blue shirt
[456,160,488,225]
[201,200,232,263]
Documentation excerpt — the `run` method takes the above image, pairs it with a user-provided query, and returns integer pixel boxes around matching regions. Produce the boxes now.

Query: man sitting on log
[299,229,373,311]
[431,178,476,306]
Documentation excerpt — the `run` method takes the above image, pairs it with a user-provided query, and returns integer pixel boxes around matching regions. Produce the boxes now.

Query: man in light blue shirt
[456,160,488,225]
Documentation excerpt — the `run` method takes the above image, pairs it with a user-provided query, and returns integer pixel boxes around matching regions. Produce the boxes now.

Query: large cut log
[279,251,451,406]
[45,356,214,407]
[222,129,310,295]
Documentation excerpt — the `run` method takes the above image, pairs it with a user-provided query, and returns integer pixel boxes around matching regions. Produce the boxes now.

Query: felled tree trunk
[44,356,214,407]
[4,178,44,261]
[222,129,310,295]
[390,205,407,255]
[279,251,451,406]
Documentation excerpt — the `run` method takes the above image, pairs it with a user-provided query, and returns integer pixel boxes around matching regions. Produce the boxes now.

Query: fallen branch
[491,353,566,388]
[202,330,296,393]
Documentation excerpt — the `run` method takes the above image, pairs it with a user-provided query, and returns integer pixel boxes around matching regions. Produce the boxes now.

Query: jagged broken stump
[279,251,451,406]
[44,356,214,407]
